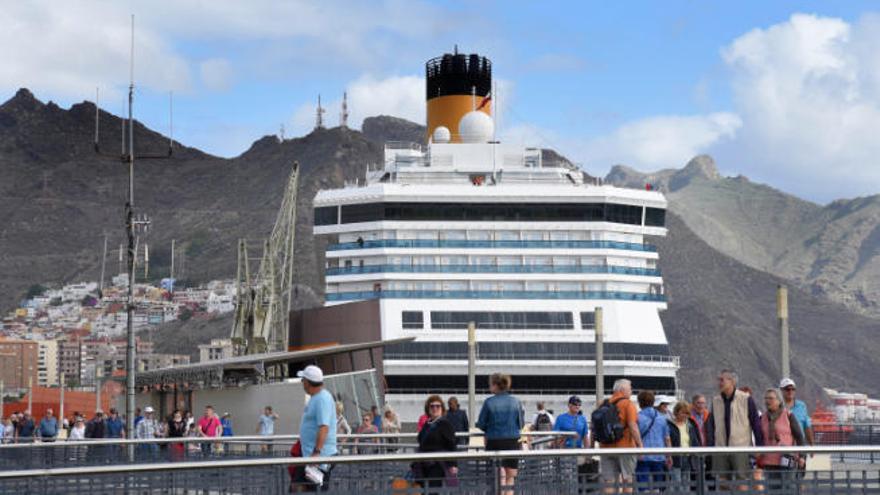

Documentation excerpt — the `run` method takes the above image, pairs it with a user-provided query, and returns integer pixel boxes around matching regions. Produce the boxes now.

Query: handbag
[444,465,460,488]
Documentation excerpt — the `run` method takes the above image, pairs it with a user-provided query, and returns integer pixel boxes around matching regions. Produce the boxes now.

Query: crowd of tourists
[0,365,817,493]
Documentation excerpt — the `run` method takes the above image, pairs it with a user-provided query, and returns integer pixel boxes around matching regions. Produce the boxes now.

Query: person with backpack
[592,378,643,493]
[532,402,555,432]
[635,391,672,490]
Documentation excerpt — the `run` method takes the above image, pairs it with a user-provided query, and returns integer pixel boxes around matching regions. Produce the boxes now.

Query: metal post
[59,375,65,425]
[125,14,137,462]
[0,380,4,417]
[777,285,790,379]
[95,363,102,412]
[467,321,476,429]
[595,308,604,407]
[26,376,33,413]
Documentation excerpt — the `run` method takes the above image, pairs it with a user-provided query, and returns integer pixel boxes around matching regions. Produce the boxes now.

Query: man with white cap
[780,378,814,447]
[292,365,337,489]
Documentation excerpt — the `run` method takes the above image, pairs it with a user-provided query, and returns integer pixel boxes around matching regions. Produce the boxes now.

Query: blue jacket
[476,392,524,440]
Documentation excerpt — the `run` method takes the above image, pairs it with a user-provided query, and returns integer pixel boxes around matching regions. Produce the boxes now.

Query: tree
[26,284,47,299]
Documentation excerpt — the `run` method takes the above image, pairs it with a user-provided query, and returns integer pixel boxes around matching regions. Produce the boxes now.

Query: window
[645,207,666,227]
[402,311,424,329]
[430,311,574,330]
[314,206,338,226]
[327,202,653,225]
[580,312,596,330]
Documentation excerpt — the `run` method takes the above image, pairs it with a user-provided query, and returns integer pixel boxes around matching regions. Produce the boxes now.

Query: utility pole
[777,285,790,379]
[595,307,605,407]
[467,321,476,430]
[93,15,172,458]
[99,233,109,294]
[170,239,175,281]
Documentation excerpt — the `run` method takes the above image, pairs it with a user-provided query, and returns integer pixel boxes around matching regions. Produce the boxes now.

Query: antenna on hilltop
[340,92,349,128]
[279,123,285,141]
[315,94,325,129]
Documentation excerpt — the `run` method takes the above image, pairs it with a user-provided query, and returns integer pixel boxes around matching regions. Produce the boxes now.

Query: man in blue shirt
[221,412,233,436]
[553,396,589,448]
[780,378,814,446]
[295,365,337,489]
[636,391,671,487]
[38,408,58,441]
[106,408,126,438]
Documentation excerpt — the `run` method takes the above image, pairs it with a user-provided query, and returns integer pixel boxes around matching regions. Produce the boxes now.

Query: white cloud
[0,2,191,98]
[200,58,233,92]
[291,74,424,133]
[718,13,880,199]
[579,113,742,171]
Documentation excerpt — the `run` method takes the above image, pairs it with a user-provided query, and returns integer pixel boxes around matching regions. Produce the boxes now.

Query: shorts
[600,454,637,482]
[713,453,751,480]
[486,438,521,469]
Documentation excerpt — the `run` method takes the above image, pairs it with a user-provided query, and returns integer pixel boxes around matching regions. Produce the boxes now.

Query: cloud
[200,58,233,92]
[0,2,191,98]
[291,74,424,133]
[579,113,742,171]
[718,13,880,199]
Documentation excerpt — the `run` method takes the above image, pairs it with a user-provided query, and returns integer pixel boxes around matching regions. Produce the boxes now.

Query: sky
[2,1,880,203]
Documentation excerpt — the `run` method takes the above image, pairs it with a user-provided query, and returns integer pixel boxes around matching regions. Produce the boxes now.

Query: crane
[231,162,300,354]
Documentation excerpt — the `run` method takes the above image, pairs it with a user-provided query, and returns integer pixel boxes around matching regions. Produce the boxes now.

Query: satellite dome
[458,111,494,143]
[432,125,451,143]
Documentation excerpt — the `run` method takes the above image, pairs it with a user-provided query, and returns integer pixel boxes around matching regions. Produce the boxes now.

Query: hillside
[658,214,880,398]
[3,89,879,400]
[607,156,880,318]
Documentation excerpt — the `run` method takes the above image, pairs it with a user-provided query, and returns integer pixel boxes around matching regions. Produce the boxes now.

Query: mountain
[658,213,880,399]
[3,89,878,400]
[606,155,880,318]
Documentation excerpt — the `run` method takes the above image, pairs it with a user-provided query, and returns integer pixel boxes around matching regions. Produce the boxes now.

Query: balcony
[328,239,657,252]
[327,264,660,277]
[325,289,666,302]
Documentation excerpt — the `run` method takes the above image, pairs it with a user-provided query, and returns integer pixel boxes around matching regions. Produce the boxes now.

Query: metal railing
[326,289,667,302]
[328,238,658,252]
[326,264,661,277]
[0,445,877,494]
[384,352,679,363]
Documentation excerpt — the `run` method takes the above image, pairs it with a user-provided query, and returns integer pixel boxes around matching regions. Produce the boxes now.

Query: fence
[0,444,877,494]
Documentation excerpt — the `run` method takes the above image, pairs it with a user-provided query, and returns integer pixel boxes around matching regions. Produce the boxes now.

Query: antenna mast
[315,94,325,129]
[340,92,349,128]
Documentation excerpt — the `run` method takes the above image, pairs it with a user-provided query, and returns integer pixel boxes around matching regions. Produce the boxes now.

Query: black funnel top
[426,51,492,99]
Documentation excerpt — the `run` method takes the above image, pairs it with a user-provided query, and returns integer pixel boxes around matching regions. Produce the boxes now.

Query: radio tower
[315,94,325,129]
[340,92,349,128]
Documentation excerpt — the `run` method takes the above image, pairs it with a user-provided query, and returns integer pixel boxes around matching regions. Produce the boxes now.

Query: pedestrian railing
[0,444,877,494]
[0,432,573,470]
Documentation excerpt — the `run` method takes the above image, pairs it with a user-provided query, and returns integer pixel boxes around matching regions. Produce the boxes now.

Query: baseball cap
[144,406,154,413]
[568,395,582,406]
[654,397,671,407]
[297,365,324,383]
[779,378,796,389]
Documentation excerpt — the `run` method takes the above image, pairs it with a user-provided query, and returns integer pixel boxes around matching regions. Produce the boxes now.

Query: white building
[37,339,60,387]
[312,51,678,418]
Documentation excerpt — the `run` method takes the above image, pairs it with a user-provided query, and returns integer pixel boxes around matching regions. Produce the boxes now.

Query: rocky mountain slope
[3,90,878,398]
[607,155,880,318]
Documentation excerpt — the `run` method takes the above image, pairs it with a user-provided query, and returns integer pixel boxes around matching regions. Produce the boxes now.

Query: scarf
[767,407,783,444]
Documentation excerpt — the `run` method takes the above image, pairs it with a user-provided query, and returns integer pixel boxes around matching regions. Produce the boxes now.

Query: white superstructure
[312,51,678,417]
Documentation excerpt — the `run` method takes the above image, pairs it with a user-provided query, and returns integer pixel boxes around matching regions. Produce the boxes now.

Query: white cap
[654,397,671,407]
[779,378,796,389]
[144,406,154,413]
[297,365,324,383]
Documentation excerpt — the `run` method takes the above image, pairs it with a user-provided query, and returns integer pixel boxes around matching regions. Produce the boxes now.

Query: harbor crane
[231,162,300,355]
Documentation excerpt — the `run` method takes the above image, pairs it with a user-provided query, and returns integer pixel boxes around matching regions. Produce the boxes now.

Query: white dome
[458,110,494,143]
[432,125,451,143]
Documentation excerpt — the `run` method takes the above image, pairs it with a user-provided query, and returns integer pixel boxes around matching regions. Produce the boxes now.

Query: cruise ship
[312,51,678,417]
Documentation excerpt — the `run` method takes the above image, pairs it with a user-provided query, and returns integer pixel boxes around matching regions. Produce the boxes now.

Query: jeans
[635,460,667,491]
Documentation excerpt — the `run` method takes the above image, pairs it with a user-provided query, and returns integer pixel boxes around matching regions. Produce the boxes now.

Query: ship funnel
[426,50,492,143]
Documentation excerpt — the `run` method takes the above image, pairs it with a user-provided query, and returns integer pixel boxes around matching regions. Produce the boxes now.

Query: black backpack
[534,412,553,431]
[591,398,625,444]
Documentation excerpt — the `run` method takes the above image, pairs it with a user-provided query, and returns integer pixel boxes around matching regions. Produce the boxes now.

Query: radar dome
[432,125,451,143]
[458,111,494,143]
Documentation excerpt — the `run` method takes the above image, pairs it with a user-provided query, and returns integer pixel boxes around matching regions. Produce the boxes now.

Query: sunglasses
[429,403,443,408]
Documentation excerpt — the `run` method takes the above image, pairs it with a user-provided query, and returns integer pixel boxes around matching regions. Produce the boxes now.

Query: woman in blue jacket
[476,373,524,495]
